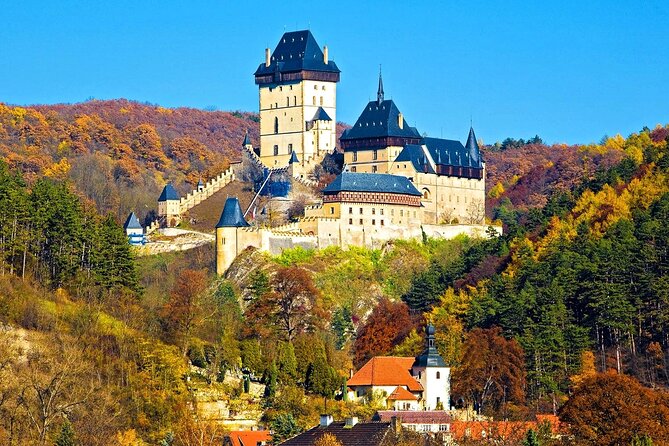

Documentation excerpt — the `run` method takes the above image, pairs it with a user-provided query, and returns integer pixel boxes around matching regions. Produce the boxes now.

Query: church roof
[340,99,421,141]
[387,386,418,401]
[347,356,423,391]
[323,172,422,196]
[312,106,332,121]
[216,197,250,228]
[123,212,142,230]
[254,30,340,77]
[158,183,179,201]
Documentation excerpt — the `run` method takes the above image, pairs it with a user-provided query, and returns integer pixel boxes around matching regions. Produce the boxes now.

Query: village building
[224,429,271,446]
[279,415,401,446]
[347,325,451,411]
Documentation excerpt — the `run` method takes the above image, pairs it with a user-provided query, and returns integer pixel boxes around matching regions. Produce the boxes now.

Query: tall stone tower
[254,30,340,172]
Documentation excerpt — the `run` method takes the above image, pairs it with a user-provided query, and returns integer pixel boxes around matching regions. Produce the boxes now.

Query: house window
[274,117,279,134]
[273,145,279,156]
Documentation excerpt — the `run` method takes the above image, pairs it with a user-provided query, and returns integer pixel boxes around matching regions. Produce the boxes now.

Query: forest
[1,99,669,445]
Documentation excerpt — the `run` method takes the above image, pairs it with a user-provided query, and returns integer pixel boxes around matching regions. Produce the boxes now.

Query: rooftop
[347,356,422,392]
[323,172,422,197]
[387,386,418,401]
[227,430,271,446]
[216,197,250,228]
[374,410,452,424]
[123,212,142,230]
[158,183,179,201]
[279,421,392,446]
[341,99,421,141]
[254,30,340,77]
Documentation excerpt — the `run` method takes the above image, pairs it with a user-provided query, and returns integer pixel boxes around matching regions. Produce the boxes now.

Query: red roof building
[225,430,271,446]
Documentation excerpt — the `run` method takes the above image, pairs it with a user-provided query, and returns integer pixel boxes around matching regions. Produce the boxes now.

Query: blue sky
[1,0,668,144]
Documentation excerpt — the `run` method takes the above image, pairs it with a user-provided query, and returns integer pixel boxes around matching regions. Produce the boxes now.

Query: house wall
[412,366,451,410]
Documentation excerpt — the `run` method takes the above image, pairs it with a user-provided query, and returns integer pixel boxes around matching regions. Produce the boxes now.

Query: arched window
[312,96,316,105]
[320,97,324,106]
[436,371,441,379]
[422,188,431,200]
[274,117,279,134]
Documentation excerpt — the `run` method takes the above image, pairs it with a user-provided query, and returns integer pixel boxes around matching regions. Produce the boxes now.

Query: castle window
[372,219,376,225]
[279,86,283,91]
[391,209,394,216]
[422,188,431,200]
[273,145,278,156]
[320,97,323,106]
[286,97,289,107]
[353,152,358,162]
[359,208,363,215]
[359,219,363,225]
[349,218,353,224]
[349,207,353,214]
[275,102,278,108]
[330,207,334,215]
[314,85,318,90]
[288,143,293,151]
[436,371,441,379]
[290,85,293,90]
[373,150,378,160]
[351,166,356,172]
[274,117,279,134]
[322,85,325,90]
[380,209,384,215]
[400,210,404,217]
[372,208,376,215]
[381,219,384,226]
[293,96,297,106]
[372,165,378,173]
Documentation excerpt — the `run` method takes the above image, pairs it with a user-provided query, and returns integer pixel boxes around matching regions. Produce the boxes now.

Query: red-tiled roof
[450,421,537,441]
[228,430,271,446]
[387,386,418,401]
[375,410,452,424]
[347,357,422,391]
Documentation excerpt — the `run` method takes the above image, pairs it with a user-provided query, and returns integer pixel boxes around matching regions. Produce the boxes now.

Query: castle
[211,30,498,275]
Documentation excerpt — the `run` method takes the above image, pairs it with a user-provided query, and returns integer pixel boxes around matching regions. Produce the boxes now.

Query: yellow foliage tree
[570,350,596,388]
[314,433,343,446]
[44,158,71,180]
[115,429,146,446]
[430,287,472,366]
[488,181,505,198]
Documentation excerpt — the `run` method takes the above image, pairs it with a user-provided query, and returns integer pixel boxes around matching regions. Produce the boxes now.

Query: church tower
[254,30,340,171]
[412,324,451,410]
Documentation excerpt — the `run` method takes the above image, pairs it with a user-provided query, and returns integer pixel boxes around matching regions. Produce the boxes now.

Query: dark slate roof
[423,137,482,168]
[280,422,392,446]
[413,324,447,368]
[465,126,483,165]
[242,132,251,147]
[312,107,332,121]
[216,197,250,228]
[289,151,300,164]
[123,212,142,230]
[395,144,435,174]
[374,410,452,424]
[197,178,204,188]
[323,172,422,196]
[158,183,179,201]
[254,30,340,76]
[340,99,421,140]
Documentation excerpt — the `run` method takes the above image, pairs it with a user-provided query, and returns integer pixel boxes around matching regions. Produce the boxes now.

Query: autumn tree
[314,433,343,446]
[452,327,526,416]
[353,298,413,367]
[559,372,669,445]
[161,269,209,355]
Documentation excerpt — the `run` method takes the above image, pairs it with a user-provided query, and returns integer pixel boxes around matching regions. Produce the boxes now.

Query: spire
[242,130,251,147]
[377,65,384,104]
[465,126,481,166]
[413,324,447,367]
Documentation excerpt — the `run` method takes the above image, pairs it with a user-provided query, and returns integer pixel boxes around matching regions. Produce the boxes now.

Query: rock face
[134,228,215,256]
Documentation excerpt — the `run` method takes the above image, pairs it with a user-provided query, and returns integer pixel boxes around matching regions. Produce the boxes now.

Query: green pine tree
[523,428,540,446]
[54,420,76,446]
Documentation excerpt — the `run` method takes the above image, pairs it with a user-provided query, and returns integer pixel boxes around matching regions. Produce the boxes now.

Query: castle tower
[412,324,450,410]
[158,183,181,227]
[254,30,340,171]
[215,197,250,275]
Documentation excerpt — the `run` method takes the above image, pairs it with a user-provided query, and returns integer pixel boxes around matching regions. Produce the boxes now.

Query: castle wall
[344,145,404,173]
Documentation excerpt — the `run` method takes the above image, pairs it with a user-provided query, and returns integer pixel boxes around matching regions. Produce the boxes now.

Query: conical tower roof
[465,127,482,166]
[123,212,143,230]
[216,197,250,228]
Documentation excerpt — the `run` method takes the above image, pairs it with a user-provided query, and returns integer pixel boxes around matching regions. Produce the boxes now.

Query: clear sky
[2,0,668,145]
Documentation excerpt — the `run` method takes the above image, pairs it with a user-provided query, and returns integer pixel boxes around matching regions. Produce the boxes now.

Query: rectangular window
[353,151,358,162]
[288,143,293,151]
[351,166,357,172]
[273,145,278,156]
[372,219,376,225]
[400,210,404,217]
[359,219,363,225]
[372,165,378,173]
[349,218,353,224]
[391,209,394,216]
[380,219,384,226]
[330,207,334,215]
[380,209,384,215]
[373,149,378,160]
[360,208,363,214]
[349,207,353,214]
[439,425,449,432]
[372,208,376,215]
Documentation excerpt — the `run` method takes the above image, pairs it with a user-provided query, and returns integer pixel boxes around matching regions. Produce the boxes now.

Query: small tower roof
[313,107,332,121]
[289,151,300,164]
[413,324,447,368]
[216,197,250,228]
[123,212,142,230]
[158,183,180,201]
[242,131,252,147]
[465,126,482,166]
[197,178,204,187]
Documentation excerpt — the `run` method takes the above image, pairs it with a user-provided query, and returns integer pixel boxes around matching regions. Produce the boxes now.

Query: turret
[465,126,482,167]
[158,183,181,227]
[215,197,250,275]
[123,212,144,245]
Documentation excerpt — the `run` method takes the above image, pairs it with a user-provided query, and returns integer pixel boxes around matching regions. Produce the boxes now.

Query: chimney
[265,48,271,67]
[398,113,404,129]
[345,417,358,428]
[320,414,333,427]
[391,416,401,434]
[323,45,328,64]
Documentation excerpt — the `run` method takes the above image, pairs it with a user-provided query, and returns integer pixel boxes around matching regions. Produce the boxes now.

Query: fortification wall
[179,168,236,214]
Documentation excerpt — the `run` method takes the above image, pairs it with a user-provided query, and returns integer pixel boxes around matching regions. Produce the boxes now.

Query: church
[204,29,498,274]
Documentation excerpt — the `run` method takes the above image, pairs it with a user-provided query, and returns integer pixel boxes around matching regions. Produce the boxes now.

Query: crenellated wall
[179,169,236,214]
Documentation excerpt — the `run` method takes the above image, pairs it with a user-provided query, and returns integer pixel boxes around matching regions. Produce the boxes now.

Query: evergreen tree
[331,306,354,349]
[264,361,278,398]
[277,341,298,384]
[523,428,540,446]
[54,419,76,446]
[271,413,301,443]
